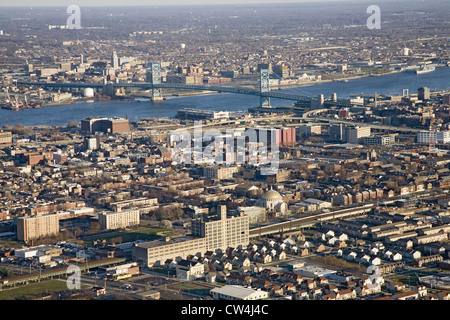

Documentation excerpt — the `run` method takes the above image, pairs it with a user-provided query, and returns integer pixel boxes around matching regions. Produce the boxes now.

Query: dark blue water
[1,66,450,127]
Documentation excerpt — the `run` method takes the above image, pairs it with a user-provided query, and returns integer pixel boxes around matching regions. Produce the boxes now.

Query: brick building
[81,117,130,134]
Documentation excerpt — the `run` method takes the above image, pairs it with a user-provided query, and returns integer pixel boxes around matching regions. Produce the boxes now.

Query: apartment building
[98,209,140,230]
[132,205,249,267]
[16,213,59,242]
[363,134,396,146]
[347,126,371,144]
[417,131,450,144]
[191,205,249,252]
[0,130,12,145]
[202,166,239,180]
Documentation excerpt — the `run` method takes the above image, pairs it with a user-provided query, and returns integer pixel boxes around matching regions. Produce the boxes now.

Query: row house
[413,232,449,245]
[412,254,444,267]
[393,290,419,300]
[278,272,303,285]
[385,281,407,293]
[336,288,357,300]
[226,273,252,286]
[355,284,382,297]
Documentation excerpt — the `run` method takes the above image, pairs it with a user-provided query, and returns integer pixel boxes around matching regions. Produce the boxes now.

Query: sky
[0,0,357,7]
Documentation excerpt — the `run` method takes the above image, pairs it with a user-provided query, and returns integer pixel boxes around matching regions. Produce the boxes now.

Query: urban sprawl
[0,2,450,302]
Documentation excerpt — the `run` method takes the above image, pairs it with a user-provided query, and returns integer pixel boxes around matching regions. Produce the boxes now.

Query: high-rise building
[346,126,371,144]
[254,127,296,147]
[132,205,249,267]
[190,205,249,252]
[418,87,430,101]
[257,63,272,73]
[84,135,101,150]
[16,214,59,242]
[111,51,119,69]
[328,124,346,141]
[273,65,290,79]
[298,124,322,137]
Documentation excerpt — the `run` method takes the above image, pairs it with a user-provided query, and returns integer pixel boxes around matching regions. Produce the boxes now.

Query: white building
[236,206,266,224]
[258,189,288,214]
[175,260,205,280]
[347,126,371,144]
[98,209,140,230]
[210,285,269,300]
[363,134,396,146]
[417,131,450,144]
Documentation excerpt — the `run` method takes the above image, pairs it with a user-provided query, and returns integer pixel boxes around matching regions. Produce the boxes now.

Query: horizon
[0,0,404,7]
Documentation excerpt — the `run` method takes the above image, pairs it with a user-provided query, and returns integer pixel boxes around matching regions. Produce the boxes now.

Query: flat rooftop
[210,285,263,299]
[134,236,202,249]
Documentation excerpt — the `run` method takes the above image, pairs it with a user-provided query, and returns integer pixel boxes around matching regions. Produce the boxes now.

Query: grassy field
[169,282,216,297]
[83,227,172,246]
[0,240,23,249]
[0,280,79,300]
[309,255,367,274]
[387,273,422,286]
[151,267,177,277]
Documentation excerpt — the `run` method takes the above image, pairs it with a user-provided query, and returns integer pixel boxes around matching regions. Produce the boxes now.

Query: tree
[0,266,14,278]
[67,121,79,128]
[160,220,173,229]
[11,123,32,135]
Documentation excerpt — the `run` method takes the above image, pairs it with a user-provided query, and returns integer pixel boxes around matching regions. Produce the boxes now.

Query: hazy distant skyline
[0,0,373,7]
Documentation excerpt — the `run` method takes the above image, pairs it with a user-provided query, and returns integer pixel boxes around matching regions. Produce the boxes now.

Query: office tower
[111,51,119,69]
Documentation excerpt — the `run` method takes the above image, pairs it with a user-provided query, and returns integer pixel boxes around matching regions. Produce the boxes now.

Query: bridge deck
[17,81,353,106]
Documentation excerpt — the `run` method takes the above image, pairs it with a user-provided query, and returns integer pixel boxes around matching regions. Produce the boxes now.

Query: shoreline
[2,66,449,113]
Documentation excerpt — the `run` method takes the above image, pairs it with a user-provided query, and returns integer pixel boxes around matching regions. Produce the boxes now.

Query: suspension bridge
[16,62,353,108]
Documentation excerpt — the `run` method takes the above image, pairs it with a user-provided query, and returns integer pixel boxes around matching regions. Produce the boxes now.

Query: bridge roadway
[16,80,353,107]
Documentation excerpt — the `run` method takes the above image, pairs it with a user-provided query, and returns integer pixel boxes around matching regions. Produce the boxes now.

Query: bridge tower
[150,62,163,101]
[260,68,271,108]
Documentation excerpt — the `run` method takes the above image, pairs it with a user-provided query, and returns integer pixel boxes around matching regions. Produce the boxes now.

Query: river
[1,66,450,127]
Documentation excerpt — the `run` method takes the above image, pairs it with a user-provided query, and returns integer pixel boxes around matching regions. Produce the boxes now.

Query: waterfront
[1,66,450,127]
